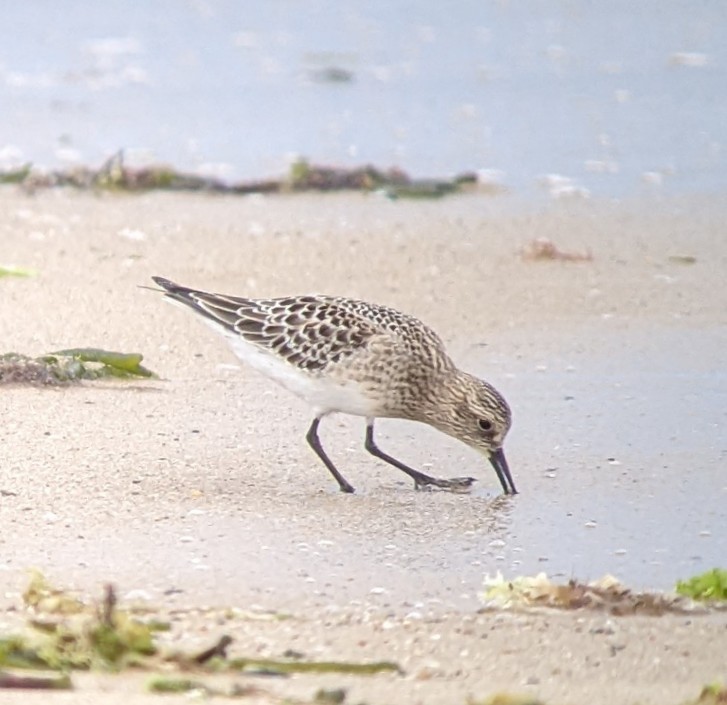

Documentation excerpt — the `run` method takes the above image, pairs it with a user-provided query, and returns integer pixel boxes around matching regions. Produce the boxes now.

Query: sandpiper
[152,276,516,495]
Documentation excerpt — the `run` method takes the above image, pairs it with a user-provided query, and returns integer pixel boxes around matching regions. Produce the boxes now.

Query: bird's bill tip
[151,275,174,290]
[488,447,517,495]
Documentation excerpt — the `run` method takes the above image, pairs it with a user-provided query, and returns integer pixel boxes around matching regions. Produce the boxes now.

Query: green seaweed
[676,569,727,602]
[147,677,264,698]
[0,164,32,184]
[0,614,156,672]
[148,677,209,694]
[384,180,458,200]
[228,656,401,676]
[0,348,156,385]
[682,683,727,704]
[0,265,35,278]
[49,348,155,378]
[0,575,158,672]
[468,696,546,705]
[89,620,156,665]
[289,157,312,187]
[0,670,73,690]
[5,150,489,199]
[0,636,52,670]
[1,572,403,705]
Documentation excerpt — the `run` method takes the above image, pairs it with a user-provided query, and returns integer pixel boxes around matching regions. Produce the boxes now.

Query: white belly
[213,323,378,417]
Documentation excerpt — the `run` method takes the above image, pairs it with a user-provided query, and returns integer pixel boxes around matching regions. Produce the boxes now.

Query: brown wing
[153,277,444,372]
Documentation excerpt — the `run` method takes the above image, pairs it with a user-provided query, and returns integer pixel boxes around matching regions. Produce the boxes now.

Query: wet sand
[1,188,726,703]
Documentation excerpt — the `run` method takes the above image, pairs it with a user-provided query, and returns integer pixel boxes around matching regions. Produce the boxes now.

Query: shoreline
[1,187,725,703]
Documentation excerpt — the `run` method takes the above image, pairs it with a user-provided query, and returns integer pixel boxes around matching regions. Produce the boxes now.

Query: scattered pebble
[584,159,619,174]
[641,171,664,185]
[124,589,153,601]
[538,173,591,199]
[118,227,146,241]
[521,238,592,262]
[669,52,708,67]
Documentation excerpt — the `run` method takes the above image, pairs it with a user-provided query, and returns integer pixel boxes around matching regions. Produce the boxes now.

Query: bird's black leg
[364,420,475,491]
[306,417,355,494]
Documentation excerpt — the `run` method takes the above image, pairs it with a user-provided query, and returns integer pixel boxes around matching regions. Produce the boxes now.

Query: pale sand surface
[1,188,726,703]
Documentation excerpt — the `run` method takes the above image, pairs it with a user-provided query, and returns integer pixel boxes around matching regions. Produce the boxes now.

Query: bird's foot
[414,475,477,492]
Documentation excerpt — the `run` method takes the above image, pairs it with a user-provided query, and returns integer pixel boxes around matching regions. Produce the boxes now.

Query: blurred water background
[1,0,725,199]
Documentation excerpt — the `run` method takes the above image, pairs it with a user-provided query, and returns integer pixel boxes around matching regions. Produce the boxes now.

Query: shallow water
[2,1,726,198]
[477,323,727,592]
[103,323,726,611]
[1,315,723,612]
[217,322,726,609]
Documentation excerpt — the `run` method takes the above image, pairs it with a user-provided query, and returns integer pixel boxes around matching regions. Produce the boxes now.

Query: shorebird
[152,276,516,495]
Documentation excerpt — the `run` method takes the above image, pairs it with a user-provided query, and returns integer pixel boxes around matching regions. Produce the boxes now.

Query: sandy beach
[1,187,726,703]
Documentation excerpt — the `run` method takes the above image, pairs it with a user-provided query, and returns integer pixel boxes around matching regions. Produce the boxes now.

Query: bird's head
[424,371,516,495]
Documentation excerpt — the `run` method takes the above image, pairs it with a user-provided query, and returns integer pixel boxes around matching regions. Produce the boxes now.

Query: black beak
[489,447,517,495]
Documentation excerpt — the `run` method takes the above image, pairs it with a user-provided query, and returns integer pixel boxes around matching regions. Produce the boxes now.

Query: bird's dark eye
[478,419,493,432]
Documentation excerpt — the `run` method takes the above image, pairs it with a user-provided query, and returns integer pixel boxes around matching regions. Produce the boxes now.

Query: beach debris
[23,569,86,615]
[147,677,267,697]
[288,158,400,191]
[0,150,493,199]
[0,164,32,184]
[315,688,348,704]
[48,348,154,378]
[147,677,210,694]
[0,265,35,278]
[288,157,477,198]
[304,51,356,84]
[227,657,400,676]
[479,572,711,615]
[309,66,355,83]
[0,671,73,690]
[118,227,146,241]
[468,695,546,705]
[668,254,697,265]
[684,683,727,705]
[0,354,68,386]
[467,684,727,705]
[2,573,158,673]
[193,635,234,665]
[520,238,592,262]
[676,569,727,602]
[1,572,402,698]
[669,52,708,68]
[0,348,155,385]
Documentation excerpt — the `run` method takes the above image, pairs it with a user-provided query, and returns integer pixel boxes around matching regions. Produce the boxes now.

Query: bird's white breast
[202,319,378,418]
